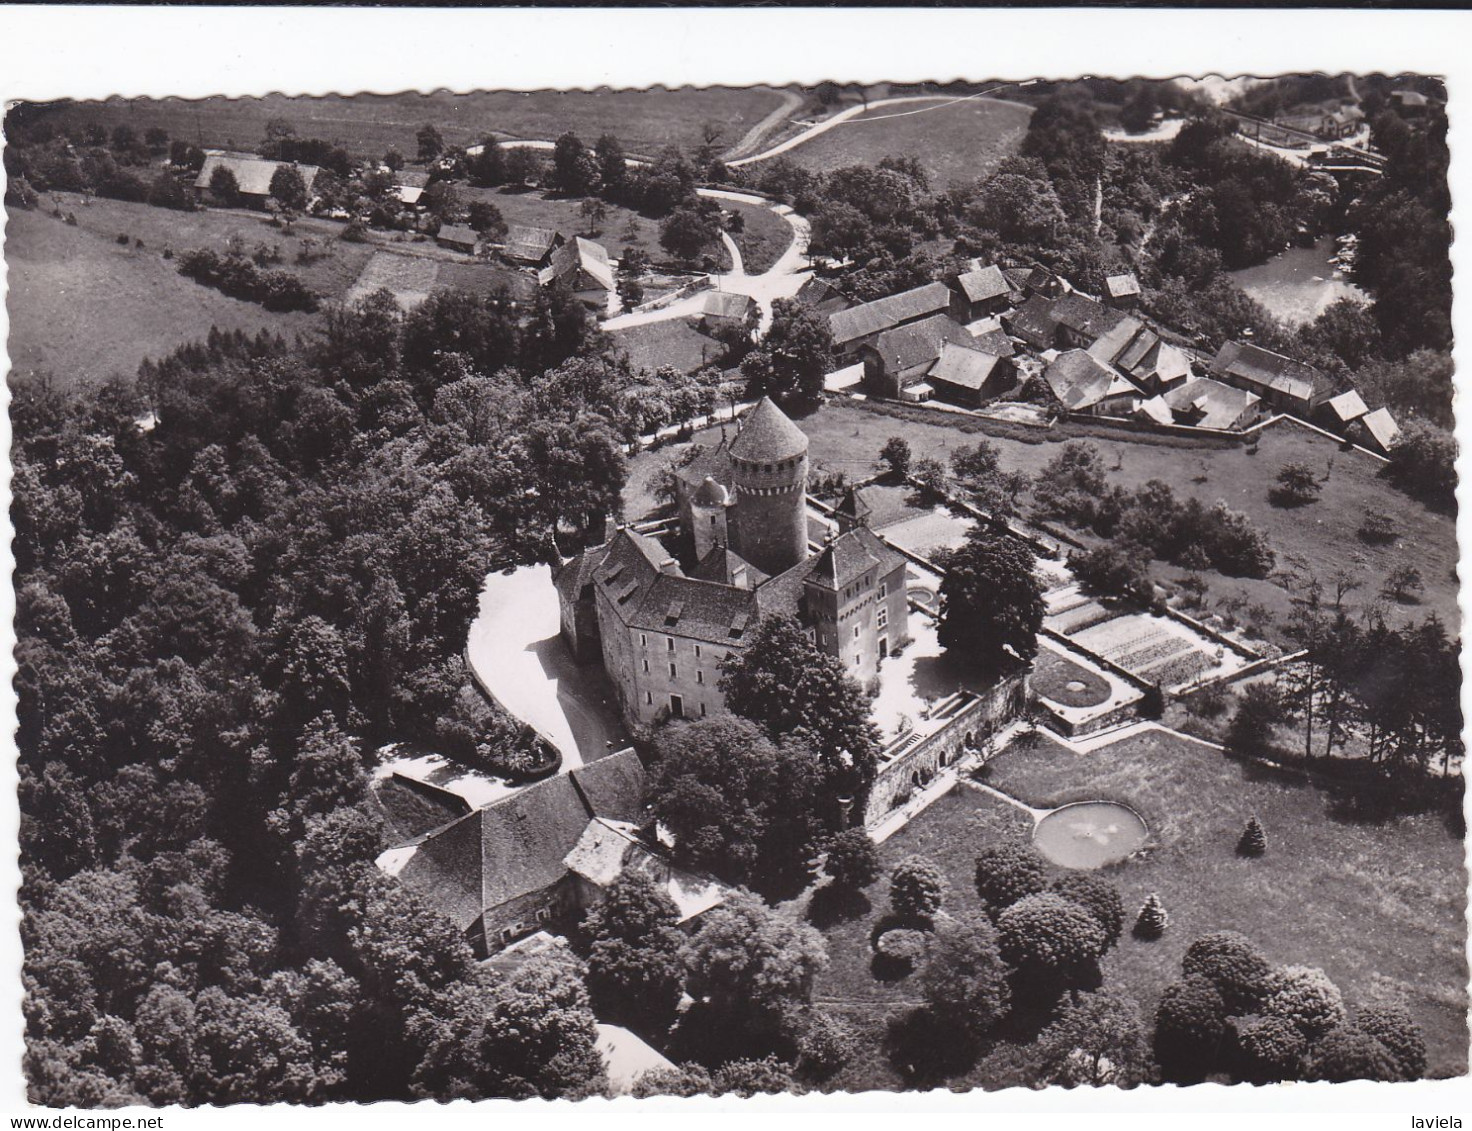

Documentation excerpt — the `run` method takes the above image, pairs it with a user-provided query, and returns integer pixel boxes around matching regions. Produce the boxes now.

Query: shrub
[918,912,1011,1037]
[1181,931,1272,1016]
[790,1009,857,1080]
[1355,1003,1427,1080]
[1154,975,1227,1082]
[875,928,928,964]
[997,893,1108,993]
[889,857,945,924]
[115,232,130,246]
[1237,815,1266,857]
[1358,510,1398,545]
[1050,873,1125,951]
[1262,965,1346,1039]
[974,843,1050,914]
[824,828,881,892]
[1231,1013,1307,1083]
[1133,893,1169,940]
[880,436,912,477]
[1304,1026,1400,1083]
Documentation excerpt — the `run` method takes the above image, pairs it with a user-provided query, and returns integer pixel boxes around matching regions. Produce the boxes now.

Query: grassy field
[461,185,672,267]
[610,318,728,377]
[802,727,1467,1090]
[6,202,320,389]
[20,88,792,164]
[724,199,794,274]
[781,98,1033,188]
[625,399,1458,641]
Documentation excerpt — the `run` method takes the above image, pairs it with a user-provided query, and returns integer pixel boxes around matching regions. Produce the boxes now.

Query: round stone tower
[689,475,732,563]
[728,397,810,576]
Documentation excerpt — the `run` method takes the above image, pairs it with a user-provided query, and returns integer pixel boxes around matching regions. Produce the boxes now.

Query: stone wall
[864,672,1028,826]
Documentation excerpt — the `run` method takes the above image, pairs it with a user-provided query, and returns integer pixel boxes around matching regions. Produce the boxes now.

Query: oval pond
[1033,801,1148,869]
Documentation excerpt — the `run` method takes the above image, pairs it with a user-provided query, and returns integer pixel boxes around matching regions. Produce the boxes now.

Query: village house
[541,236,615,311]
[1005,265,1066,300]
[1163,375,1263,431]
[1041,350,1144,416]
[700,290,758,333]
[927,342,1015,408]
[1349,406,1403,456]
[794,276,856,315]
[1319,104,1366,140]
[375,749,723,956]
[1003,293,1061,350]
[435,223,480,254]
[1104,272,1142,310]
[828,281,953,358]
[1115,333,1192,394]
[1211,340,1332,417]
[1390,89,1430,117]
[556,400,910,727]
[502,224,565,267]
[950,263,1013,321]
[858,312,979,400]
[194,153,321,210]
[1317,388,1370,432]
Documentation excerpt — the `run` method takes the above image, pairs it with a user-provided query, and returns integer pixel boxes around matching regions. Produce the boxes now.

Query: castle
[555,398,910,729]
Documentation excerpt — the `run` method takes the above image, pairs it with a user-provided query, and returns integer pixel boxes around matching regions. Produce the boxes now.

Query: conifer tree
[1134,893,1169,940]
[1238,815,1267,858]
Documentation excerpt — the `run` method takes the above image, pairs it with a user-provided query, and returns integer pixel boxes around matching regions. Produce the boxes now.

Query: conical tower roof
[692,476,730,506]
[729,397,808,463]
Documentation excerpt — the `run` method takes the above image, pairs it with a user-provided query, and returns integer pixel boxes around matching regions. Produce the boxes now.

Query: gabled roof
[1050,292,1129,344]
[794,277,855,314]
[437,223,479,247]
[1324,389,1370,423]
[1114,327,1162,375]
[545,236,614,290]
[1086,316,1149,368]
[568,750,648,823]
[691,545,766,588]
[868,313,974,375]
[1135,395,1175,426]
[1044,350,1141,411]
[1212,341,1329,406]
[195,154,321,197]
[565,819,726,923]
[929,342,1006,392]
[955,264,1010,304]
[1163,376,1260,430]
[828,282,952,346]
[834,485,874,527]
[672,439,733,491]
[1003,293,1059,344]
[702,291,756,319]
[554,547,605,606]
[730,397,808,463]
[1356,407,1401,451]
[503,224,562,262]
[1105,272,1141,299]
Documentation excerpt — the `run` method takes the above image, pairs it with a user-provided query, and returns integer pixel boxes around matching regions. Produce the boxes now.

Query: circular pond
[1033,802,1147,869]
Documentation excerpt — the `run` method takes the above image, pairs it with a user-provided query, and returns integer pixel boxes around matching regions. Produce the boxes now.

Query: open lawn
[610,318,729,377]
[6,203,320,390]
[723,198,794,274]
[631,399,1457,642]
[461,185,676,269]
[781,98,1033,188]
[20,88,794,164]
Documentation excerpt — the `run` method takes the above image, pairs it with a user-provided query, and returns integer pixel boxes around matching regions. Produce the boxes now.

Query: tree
[997,892,1108,996]
[1133,892,1169,940]
[416,124,444,163]
[823,828,880,892]
[918,912,1011,1037]
[476,954,607,1099]
[739,299,834,402]
[1304,1026,1399,1083]
[1381,564,1424,604]
[1261,965,1346,1039]
[790,1008,858,1081]
[973,843,1050,916]
[550,131,600,196]
[1270,461,1321,507]
[1222,682,1288,760]
[1153,975,1227,1082]
[889,856,946,924]
[710,1057,800,1097]
[718,615,880,807]
[1069,541,1155,606]
[936,530,1044,669]
[659,203,722,263]
[1355,1003,1427,1081]
[1050,873,1125,951]
[1180,932,1272,1016]
[650,716,826,896]
[579,873,685,1028]
[1232,1013,1307,1083]
[209,164,241,207]
[466,142,507,188]
[1385,420,1456,511]
[579,196,607,233]
[879,436,911,478]
[950,440,1028,520]
[1033,989,1152,1088]
[383,148,405,172]
[467,200,506,238]
[268,164,309,212]
[594,134,628,195]
[680,890,827,1024]
[1237,815,1266,857]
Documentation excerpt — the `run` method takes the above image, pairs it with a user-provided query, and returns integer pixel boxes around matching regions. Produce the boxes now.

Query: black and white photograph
[1,6,1467,1120]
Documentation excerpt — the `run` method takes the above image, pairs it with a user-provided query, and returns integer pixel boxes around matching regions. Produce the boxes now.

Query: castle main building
[556,398,910,728]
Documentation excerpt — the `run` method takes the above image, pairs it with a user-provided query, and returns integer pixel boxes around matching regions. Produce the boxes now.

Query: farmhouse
[1042,350,1144,416]
[700,290,757,331]
[1116,334,1192,394]
[556,399,910,727]
[950,263,1012,320]
[542,236,615,311]
[1163,375,1263,431]
[194,153,320,210]
[503,224,565,266]
[1318,388,1370,431]
[795,276,855,315]
[1390,89,1430,117]
[1211,340,1332,417]
[435,223,480,254]
[828,282,953,357]
[375,748,725,956]
[1051,293,1134,353]
[927,342,1014,408]
[1003,294,1060,350]
[1350,406,1403,455]
[859,312,978,400]
[1104,272,1142,309]
[1319,105,1366,140]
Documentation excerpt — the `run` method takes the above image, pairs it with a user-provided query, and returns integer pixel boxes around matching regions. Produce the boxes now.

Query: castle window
[853,624,861,640]
[695,645,702,658]
[643,659,650,674]
[669,663,678,679]
[700,702,707,717]
[697,670,704,685]
[878,606,889,629]
[667,637,675,652]
[640,633,648,647]
[645,691,653,705]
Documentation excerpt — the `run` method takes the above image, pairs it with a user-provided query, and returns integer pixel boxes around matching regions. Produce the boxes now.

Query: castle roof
[692,475,730,507]
[691,546,767,588]
[730,397,807,463]
[834,485,873,526]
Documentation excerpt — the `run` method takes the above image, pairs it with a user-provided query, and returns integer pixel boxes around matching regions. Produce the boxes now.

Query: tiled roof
[553,547,605,606]
[702,291,755,319]
[795,277,854,314]
[969,327,1015,358]
[545,236,614,290]
[437,223,479,247]
[834,485,874,525]
[568,749,648,823]
[929,342,1006,392]
[1212,341,1329,406]
[567,821,726,923]
[1114,327,1162,375]
[691,546,766,587]
[828,282,952,346]
[195,154,321,197]
[1105,273,1141,299]
[672,440,733,490]
[1043,350,1135,411]
[1357,407,1401,451]
[691,475,730,506]
[503,224,561,262]
[1324,389,1370,423]
[1086,316,1149,367]
[803,526,906,591]
[1164,376,1260,430]
[1135,395,1175,426]
[955,264,1010,304]
[868,313,973,375]
[730,397,808,462]
[1050,292,1129,344]
[1003,294,1058,344]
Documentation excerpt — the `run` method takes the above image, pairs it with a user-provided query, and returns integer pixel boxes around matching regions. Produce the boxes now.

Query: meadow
[800,727,1467,1091]
[23,87,793,164]
[779,97,1033,188]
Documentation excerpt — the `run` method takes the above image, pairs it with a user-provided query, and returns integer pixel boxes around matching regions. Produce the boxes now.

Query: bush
[175,246,319,313]
[824,828,881,892]
[1181,931,1272,1015]
[1231,1013,1307,1083]
[1133,893,1169,940]
[1154,975,1227,1082]
[1355,1003,1427,1081]
[875,928,927,965]
[918,912,1011,1037]
[1050,873,1125,951]
[1358,509,1398,545]
[1262,965,1346,1039]
[791,1009,857,1080]
[115,232,130,246]
[997,893,1108,993]
[1304,1026,1400,1083]
[974,843,1050,914]
[889,857,945,924]
[1237,815,1266,857]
